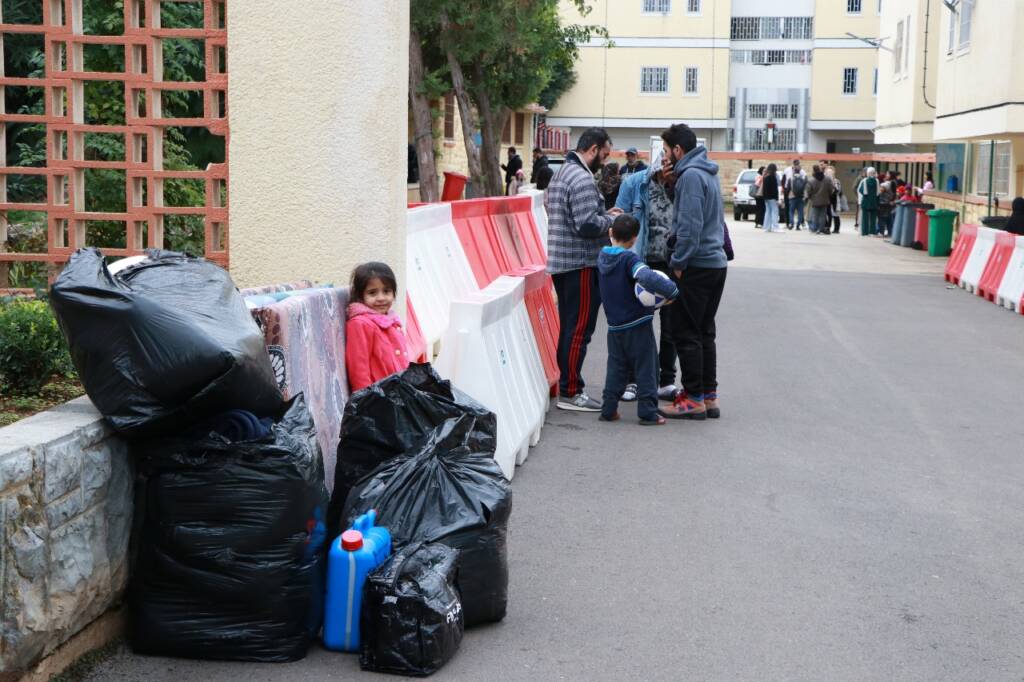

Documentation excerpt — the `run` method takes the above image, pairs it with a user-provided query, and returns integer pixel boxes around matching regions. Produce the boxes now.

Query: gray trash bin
[891,202,908,244]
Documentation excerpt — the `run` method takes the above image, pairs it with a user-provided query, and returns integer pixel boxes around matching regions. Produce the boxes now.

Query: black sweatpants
[669,267,727,399]
[553,267,602,398]
[649,261,677,387]
[601,322,658,422]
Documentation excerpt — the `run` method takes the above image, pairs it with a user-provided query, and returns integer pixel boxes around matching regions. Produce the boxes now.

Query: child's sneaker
[639,415,666,426]
[659,392,707,420]
[704,391,721,419]
[621,383,638,402]
[599,411,620,422]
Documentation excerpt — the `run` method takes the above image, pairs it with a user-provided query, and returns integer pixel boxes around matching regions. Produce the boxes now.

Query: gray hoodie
[670,146,728,271]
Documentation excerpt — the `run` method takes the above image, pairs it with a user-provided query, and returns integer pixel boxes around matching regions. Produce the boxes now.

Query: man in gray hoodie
[659,123,728,421]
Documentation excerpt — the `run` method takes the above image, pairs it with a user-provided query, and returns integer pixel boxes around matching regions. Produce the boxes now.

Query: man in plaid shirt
[545,127,622,411]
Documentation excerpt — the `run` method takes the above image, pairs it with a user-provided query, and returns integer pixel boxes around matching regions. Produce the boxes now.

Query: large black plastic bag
[329,363,496,541]
[344,414,511,627]
[129,395,329,662]
[50,248,283,438]
[361,542,464,677]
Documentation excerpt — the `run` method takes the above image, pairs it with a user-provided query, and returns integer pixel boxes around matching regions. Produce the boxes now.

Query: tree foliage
[410,0,604,196]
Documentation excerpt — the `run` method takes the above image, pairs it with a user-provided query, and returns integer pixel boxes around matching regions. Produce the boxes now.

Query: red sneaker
[659,393,707,420]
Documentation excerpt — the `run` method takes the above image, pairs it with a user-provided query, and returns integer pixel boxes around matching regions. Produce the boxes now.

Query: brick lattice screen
[0,0,228,291]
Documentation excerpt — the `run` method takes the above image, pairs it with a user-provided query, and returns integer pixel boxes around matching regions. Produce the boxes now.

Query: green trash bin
[927,209,958,257]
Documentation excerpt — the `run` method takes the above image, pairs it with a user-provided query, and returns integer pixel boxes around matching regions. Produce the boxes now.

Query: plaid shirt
[545,152,614,274]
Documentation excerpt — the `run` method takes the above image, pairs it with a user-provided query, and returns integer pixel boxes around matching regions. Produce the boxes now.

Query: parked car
[732,169,788,223]
[732,169,760,221]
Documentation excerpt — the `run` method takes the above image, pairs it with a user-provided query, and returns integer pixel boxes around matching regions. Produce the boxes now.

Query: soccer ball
[634,270,672,309]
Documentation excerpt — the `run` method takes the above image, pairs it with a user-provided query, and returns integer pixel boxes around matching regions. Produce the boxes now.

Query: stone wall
[0,398,131,674]
[923,189,1012,228]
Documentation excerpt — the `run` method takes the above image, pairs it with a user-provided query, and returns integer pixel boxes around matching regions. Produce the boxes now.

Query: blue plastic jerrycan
[323,512,392,652]
[352,510,392,564]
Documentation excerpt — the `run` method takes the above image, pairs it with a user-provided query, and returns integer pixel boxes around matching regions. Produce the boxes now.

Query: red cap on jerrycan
[341,530,364,551]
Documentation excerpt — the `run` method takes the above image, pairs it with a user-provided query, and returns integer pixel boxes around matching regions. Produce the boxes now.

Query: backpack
[791,175,807,199]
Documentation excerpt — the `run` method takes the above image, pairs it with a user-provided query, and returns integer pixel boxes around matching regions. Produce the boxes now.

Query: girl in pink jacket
[345,262,410,392]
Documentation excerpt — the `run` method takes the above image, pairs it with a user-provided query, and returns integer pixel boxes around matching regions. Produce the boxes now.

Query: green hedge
[0,298,74,395]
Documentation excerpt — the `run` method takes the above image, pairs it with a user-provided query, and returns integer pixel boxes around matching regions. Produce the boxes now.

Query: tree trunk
[408,28,439,203]
[439,10,484,196]
[471,65,507,197]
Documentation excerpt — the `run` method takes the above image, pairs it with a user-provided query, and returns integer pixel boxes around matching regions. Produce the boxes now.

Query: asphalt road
[88,223,1024,681]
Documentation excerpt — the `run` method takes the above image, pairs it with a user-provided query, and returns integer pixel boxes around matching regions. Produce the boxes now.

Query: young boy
[597,215,679,425]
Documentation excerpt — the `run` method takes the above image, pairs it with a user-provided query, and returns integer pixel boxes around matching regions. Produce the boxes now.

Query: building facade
[549,0,882,154]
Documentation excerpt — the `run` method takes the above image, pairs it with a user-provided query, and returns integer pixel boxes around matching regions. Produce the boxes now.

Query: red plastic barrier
[451,199,512,287]
[405,297,429,363]
[515,265,559,395]
[441,172,468,202]
[944,224,977,285]
[489,196,546,270]
[977,231,1018,301]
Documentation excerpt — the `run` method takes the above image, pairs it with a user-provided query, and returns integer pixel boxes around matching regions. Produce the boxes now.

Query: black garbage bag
[360,542,464,677]
[343,415,511,627]
[328,363,496,541]
[50,248,282,439]
[129,395,329,663]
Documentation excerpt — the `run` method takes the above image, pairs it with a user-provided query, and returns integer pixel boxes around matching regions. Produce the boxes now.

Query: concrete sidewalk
[87,221,1024,681]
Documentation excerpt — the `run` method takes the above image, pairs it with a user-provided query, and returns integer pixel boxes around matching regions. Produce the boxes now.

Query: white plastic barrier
[522,189,548,256]
[434,276,549,479]
[996,235,1024,312]
[959,226,998,294]
[406,203,479,353]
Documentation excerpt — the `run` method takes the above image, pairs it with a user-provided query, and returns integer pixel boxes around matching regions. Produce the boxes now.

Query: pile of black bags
[52,249,329,662]
[333,364,512,629]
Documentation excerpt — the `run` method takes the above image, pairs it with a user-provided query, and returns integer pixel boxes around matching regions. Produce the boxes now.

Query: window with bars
[643,0,671,13]
[973,141,1011,196]
[786,49,813,64]
[641,66,670,93]
[731,16,813,40]
[782,17,814,39]
[894,21,904,75]
[790,104,799,119]
[726,128,735,150]
[766,50,785,64]
[959,0,973,49]
[843,68,858,94]
[744,128,796,151]
[770,104,790,119]
[687,0,701,13]
[729,96,736,118]
[731,49,812,65]
[444,92,456,140]
[847,0,862,13]
[684,67,699,95]
[748,104,768,119]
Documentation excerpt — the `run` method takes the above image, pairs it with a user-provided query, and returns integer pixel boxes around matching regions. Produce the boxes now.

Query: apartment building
[548,0,882,154]
[876,0,1023,221]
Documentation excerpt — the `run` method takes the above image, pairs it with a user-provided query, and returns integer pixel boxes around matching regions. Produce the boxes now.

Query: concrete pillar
[734,88,747,152]
[228,1,410,298]
[796,88,810,153]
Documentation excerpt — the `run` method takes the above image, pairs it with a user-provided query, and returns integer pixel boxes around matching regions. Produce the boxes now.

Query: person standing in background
[598,162,622,210]
[807,165,832,235]
[530,147,549,184]
[923,171,935,191]
[858,167,880,236]
[783,160,806,230]
[762,164,780,233]
[501,147,523,195]
[877,180,895,238]
[619,147,648,176]
[754,166,766,229]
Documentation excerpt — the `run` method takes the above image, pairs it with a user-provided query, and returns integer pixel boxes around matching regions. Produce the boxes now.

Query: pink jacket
[345,302,411,392]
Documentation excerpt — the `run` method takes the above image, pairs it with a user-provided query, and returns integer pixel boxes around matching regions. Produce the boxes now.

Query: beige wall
[810,48,878,121]
[228,1,409,300]
[934,2,1024,141]
[814,0,879,38]
[874,0,939,145]
[561,0,730,38]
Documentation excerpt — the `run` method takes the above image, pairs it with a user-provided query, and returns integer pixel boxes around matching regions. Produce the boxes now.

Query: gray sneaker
[557,393,601,412]
[658,385,679,402]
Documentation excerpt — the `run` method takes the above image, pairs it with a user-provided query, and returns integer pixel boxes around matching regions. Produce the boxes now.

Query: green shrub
[0,299,74,395]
